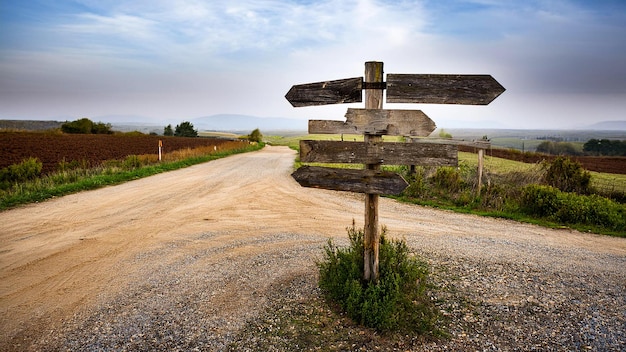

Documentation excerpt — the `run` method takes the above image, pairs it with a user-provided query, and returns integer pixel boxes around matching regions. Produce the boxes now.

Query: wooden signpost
[285,61,505,282]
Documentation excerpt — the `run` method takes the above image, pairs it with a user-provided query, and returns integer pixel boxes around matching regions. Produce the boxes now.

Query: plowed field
[0,132,248,174]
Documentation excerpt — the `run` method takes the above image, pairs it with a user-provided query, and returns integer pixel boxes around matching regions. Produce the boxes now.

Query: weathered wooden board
[408,137,491,149]
[285,77,363,107]
[291,166,408,195]
[386,74,505,105]
[309,108,436,136]
[300,140,458,166]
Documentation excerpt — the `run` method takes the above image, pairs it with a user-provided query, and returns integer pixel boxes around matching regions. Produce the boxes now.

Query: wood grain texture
[386,73,505,105]
[291,166,408,195]
[408,137,491,149]
[309,108,436,136]
[285,77,363,107]
[299,140,458,166]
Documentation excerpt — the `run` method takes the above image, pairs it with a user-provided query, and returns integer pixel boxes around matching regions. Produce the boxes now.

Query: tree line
[163,121,198,137]
[62,118,113,134]
[535,139,625,157]
[582,139,626,156]
[60,118,263,143]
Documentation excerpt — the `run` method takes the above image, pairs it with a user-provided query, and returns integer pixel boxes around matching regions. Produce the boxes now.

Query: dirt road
[1,146,625,350]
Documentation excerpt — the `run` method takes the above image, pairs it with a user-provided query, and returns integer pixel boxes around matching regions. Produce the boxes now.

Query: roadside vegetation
[268,134,625,237]
[392,154,625,236]
[0,141,263,210]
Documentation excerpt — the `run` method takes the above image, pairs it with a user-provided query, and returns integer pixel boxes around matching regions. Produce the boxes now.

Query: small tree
[174,121,198,137]
[248,128,263,143]
[164,124,174,136]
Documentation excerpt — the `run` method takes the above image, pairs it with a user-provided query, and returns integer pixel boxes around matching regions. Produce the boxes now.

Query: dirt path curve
[1,146,625,350]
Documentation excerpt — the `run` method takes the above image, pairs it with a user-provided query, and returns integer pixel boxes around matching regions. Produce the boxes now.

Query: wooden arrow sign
[285,77,363,107]
[309,108,436,136]
[300,140,457,166]
[386,74,505,105]
[292,166,409,195]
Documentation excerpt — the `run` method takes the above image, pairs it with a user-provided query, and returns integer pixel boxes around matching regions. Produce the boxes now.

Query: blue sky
[1,0,625,129]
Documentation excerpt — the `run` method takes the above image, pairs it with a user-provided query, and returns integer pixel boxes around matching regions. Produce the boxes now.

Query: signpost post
[285,61,504,282]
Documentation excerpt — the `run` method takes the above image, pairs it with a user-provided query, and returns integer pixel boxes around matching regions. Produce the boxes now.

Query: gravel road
[1,145,624,351]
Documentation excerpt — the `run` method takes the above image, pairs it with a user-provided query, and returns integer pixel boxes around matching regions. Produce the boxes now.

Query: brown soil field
[459,145,626,174]
[0,132,248,174]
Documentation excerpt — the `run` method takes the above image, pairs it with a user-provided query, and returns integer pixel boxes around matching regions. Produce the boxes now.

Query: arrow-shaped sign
[309,108,436,136]
[291,166,409,195]
[386,74,505,105]
[285,77,363,107]
[300,140,458,166]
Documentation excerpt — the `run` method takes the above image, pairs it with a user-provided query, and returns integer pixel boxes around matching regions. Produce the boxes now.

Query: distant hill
[191,114,307,133]
[0,120,63,131]
[585,121,626,130]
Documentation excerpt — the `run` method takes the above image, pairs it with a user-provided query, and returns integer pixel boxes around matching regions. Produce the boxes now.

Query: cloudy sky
[1,0,625,129]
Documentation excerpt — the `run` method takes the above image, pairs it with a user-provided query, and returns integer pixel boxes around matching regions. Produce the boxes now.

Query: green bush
[544,157,591,194]
[401,166,427,198]
[520,185,626,233]
[520,184,560,217]
[0,157,43,189]
[317,223,440,333]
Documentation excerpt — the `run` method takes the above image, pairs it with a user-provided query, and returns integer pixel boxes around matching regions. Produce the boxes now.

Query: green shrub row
[520,185,626,232]
[397,157,625,236]
[545,157,591,194]
[317,224,440,334]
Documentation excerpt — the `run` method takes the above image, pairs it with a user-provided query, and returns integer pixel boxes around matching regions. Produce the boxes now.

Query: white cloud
[1,0,625,128]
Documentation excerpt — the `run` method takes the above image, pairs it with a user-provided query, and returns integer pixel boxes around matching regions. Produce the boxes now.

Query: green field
[198,131,241,139]
[459,152,626,193]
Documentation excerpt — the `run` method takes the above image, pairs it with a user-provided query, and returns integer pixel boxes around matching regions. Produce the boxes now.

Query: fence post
[477,148,484,193]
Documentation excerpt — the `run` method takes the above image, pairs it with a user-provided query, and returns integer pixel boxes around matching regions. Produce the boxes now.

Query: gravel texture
[29,230,626,351]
